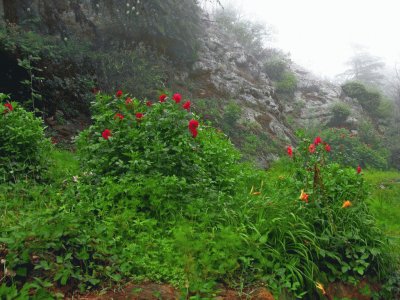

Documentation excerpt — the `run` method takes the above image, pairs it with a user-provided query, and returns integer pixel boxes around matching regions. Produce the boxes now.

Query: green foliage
[284,134,393,285]
[263,58,288,81]
[341,81,382,117]
[317,128,388,169]
[328,102,351,126]
[275,71,297,101]
[0,95,51,183]
[1,91,398,299]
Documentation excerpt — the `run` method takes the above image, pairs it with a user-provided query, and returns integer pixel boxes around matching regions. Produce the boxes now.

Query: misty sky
[216,0,400,79]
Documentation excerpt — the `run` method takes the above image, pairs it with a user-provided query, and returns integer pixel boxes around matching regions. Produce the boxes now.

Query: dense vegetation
[1,92,399,299]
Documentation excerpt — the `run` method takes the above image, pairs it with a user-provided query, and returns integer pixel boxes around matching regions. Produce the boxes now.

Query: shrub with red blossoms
[116,90,123,98]
[172,93,182,103]
[159,94,167,102]
[182,100,191,111]
[146,101,153,107]
[308,144,316,153]
[357,165,362,174]
[102,129,111,140]
[125,97,133,105]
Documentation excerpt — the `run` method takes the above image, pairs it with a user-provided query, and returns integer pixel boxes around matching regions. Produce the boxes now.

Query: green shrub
[263,59,288,81]
[341,81,382,117]
[77,92,242,204]
[317,128,388,169]
[0,94,51,183]
[328,101,351,126]
[276,71,297,100]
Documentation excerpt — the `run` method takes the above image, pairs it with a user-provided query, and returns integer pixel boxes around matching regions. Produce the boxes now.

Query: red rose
[4,103,13,113]
[146,101,152,107]
[172,93,182,103]
[188,119,199,130]
[188,119,199,138]
[182,100,191,111]
[191,128,198,138]
[114,113,124,120]
[136,112,144,120]
[308,144,316,153]
[159,94,167,102]
[102,129,111,140]
[314,136,322,145]
[325,144,331,152]
[287,146,293,157]
[357,165,362,174]
[116,90,123,98]
[125,97,133,105]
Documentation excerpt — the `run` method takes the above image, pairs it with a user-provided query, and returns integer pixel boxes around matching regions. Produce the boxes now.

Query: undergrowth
[0,92,399,299]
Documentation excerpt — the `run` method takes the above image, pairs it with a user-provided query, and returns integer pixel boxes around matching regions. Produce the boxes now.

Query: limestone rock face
[289,63,363,129]
[190,21,295,144]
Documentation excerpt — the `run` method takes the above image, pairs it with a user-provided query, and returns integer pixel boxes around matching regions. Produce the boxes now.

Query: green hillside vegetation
[1,92,399,299]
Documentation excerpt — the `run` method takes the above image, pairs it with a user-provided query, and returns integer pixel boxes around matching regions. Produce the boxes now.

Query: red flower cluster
[125,97,133,105]
[182,100,191,111]
[287,146,293,157]
[146,101,152,107]
[116,90,123,98]
[172,93,182,103]
[159,94,167,102]
[188,119,199,138]
[102,129,111,140]
[357,165,362,174]
[314,136,322,145]
[3,103,13,113]
[308,144,316,153]
[114,113,124,120]
[136,112,144,120]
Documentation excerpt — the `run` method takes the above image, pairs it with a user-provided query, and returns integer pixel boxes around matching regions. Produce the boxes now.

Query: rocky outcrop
[190,21,295,144]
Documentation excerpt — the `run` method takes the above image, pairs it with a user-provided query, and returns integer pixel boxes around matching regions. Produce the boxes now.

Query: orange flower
[342,200,352,208]
[299,190,309,203]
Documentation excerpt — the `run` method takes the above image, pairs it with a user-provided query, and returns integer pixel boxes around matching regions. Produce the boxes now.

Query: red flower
[182,100,191,111]
[159,94,167,102]
[308,144,316,153]
[91,87,99,94]
[116,90,123,98]
[136,112,144,120]
[325,144,331,152]
[114,113,124,120]
[172,93,182,103]
[191,128,198,138]
[188,119,199,138]
[102,129,111,140]
[125,97,133,105]
[357,165,362,174]
[146,101,153,107]
[287,146,293,157]
[4,103,13,112]
[314,136,322,145]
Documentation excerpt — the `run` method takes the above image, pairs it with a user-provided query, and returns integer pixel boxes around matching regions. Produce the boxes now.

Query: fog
[214,0,400,79]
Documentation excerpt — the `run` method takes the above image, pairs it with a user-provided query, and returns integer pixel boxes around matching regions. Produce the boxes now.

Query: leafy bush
[284,134,393,285]
[328,101,351,126]
[316,128,388,169]
[275,71,297,101]
[77,92,242,203]
[263,58,288,81]
[0,94,51,183]
[341,81,382,117]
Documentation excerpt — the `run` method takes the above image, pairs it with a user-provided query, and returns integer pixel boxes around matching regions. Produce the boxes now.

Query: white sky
[216,0,400,79]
